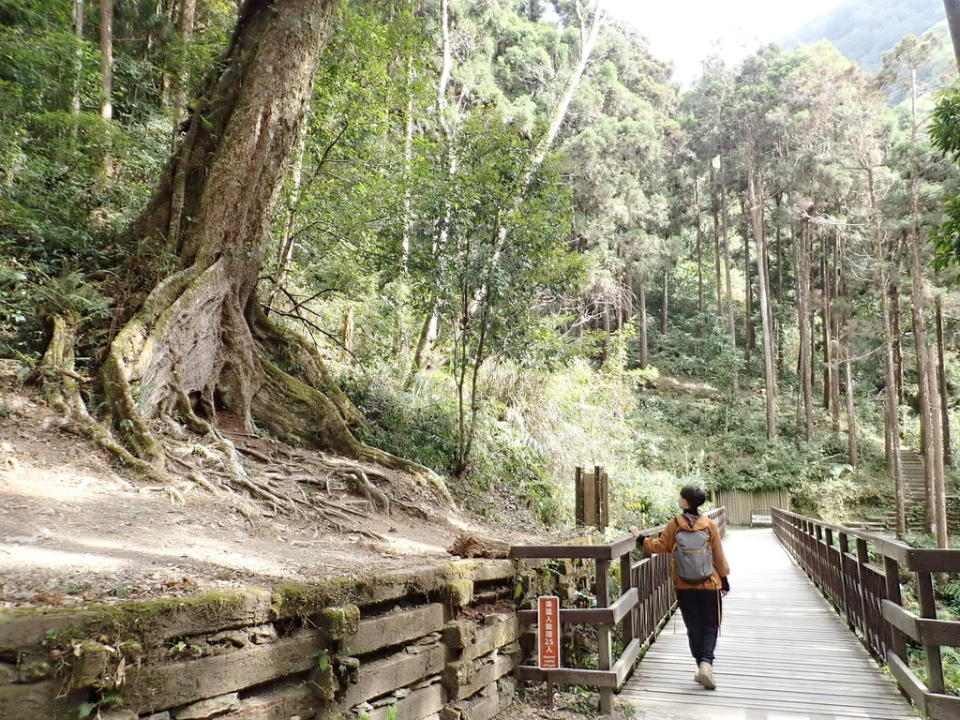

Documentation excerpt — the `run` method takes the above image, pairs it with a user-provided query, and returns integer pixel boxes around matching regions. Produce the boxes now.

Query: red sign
[538,595,561,669]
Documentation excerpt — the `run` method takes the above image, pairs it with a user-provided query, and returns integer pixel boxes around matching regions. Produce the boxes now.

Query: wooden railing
[773,508,960,720]
[509,507,726,713]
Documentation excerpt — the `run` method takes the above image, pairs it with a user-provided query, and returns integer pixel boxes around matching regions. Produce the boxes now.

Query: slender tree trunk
[401,57,415,272]
[712,167,722,318]
[171,0,198,139]
[910,199,947,545]
[936,296,952,466]
[99,0,112,121]
[796,220,813,440]
[749,167,777,439]
[892,278,905,404]
[660,268,669,335]
[72,0,84,115]
[638,282,648,369]
[695,176,704,314]
[821,237,837,416]
[845,349,859,468]
[908,67,948,547]
[944,0,960,72]
[830,227,842,433]
[99,0,113,175]
[868,166,906,536]
[740,194,755,358]
[774,199,785,374]
[719,163,738,392]
[602,303,611,364]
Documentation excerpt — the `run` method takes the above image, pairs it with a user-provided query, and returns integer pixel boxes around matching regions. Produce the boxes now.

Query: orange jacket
[642,514,730,591]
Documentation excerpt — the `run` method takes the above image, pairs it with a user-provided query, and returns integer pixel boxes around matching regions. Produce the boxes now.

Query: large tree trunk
[749,167,777,439]
[944,0,960,72]
[93,0,450,503]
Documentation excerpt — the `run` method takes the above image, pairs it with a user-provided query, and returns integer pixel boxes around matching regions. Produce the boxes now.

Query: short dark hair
[680,485,707,511]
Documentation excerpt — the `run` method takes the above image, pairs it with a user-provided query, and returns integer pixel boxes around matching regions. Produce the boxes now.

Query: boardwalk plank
[619,528,919,720]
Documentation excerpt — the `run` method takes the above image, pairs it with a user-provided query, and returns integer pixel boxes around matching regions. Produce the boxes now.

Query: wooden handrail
[772,508,960,720]
[510,506,727,714]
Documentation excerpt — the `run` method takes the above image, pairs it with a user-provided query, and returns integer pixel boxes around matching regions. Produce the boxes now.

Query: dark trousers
[677,589,721,666]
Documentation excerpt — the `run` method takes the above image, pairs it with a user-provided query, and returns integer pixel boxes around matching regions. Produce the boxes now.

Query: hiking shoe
[695,661,716,690]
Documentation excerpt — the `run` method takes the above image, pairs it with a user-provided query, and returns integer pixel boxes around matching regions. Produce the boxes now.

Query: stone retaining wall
[0,560,521,720]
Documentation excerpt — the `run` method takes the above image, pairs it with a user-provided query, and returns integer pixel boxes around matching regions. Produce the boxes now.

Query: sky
[601,0,847,85]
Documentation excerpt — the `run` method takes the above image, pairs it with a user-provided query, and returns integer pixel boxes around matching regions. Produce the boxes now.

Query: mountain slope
[783,0,946,69]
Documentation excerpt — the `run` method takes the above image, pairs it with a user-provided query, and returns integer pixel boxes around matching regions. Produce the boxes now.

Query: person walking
[630,485,729,690]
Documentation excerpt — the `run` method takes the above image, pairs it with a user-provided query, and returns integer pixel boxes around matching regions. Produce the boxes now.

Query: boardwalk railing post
[916,571,946,694]
[882,555,906,661]
[595,557,613,714]
[838,532,854,631]
[620,547,634,645]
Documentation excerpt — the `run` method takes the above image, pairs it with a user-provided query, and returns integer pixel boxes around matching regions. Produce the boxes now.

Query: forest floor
[0,361,542,610]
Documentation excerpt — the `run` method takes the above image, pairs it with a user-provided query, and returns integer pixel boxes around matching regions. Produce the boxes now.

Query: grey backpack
[673,516,714,583]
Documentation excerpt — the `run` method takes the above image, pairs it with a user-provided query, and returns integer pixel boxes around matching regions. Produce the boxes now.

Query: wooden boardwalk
[620,528,919,720]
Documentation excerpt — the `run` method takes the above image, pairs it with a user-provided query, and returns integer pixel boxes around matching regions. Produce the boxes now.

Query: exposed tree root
[38,298,450,541]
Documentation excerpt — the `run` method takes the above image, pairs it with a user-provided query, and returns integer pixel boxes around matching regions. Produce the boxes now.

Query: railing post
[916,570,946,694]
[855,538,869,648]
[595,558,613,714]
[814,524,825,589]
[620,550,634,645]
[838,532,854,631]
[882,555,907,661]
[824,527,837,610]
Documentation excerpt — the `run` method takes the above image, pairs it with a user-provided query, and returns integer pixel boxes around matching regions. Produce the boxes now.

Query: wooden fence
[712,488,790,525]
[509,508,726,713]
[773,508,960,720]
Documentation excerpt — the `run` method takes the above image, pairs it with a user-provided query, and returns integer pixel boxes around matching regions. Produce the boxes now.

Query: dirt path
[0,363,538,609]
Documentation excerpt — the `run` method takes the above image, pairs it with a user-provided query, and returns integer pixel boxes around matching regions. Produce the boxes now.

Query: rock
[207,629,247,648]
[352,702,374,713]
[18,659,54,683]
[315,605,360,639]
[99,711,137,720]
[307,663,338,702]
[372,695,398,708]
[395,688,411,699]
[70,641,109,688]
[143,714,172,720]
[249,624,278,644]
[173,692,241,719]
[0,662,17,684]
[446,580,473,608]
